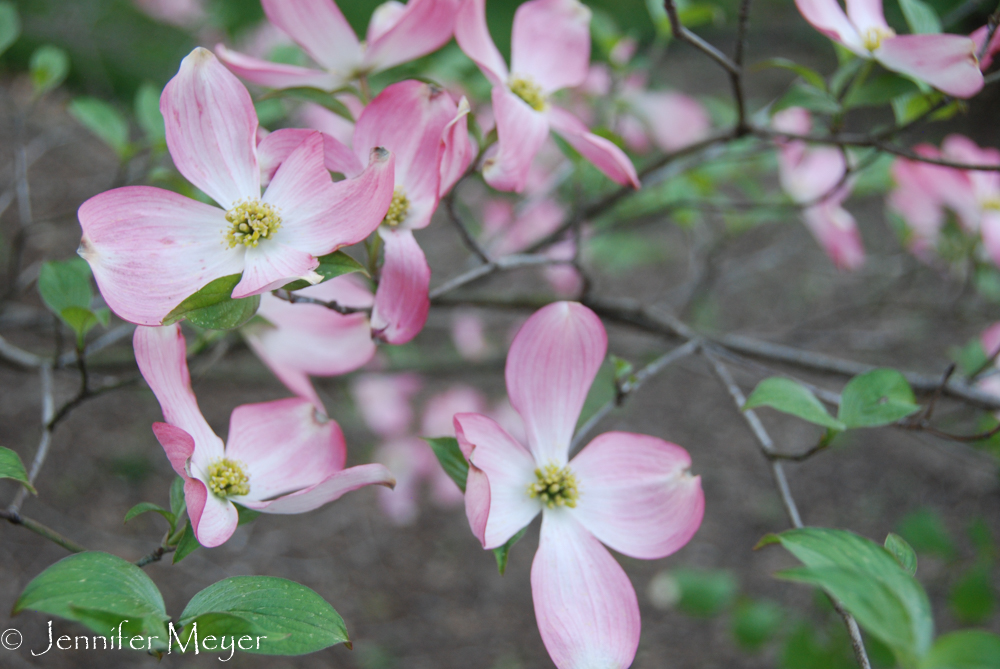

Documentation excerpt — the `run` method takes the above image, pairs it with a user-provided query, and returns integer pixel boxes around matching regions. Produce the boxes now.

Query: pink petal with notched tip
[844,0,890,34]
[484,87,551,193]
[161,48,260,210]
[802,202,866,270]
[225,398,346,500]
[531,512,641,669]
[454,412,539,549]
[547,106,640,189]
[78,187,244,326]
[260,0,361,74]
[439,97,475,197]
[134,325,225,461]
[215,44,340,92]
[151,422,195,479]
[454,0,509,86]
[365,0,460,72]
[184,477,240,548]
[569,432,704,559]
[794,0,866,54]
[231,242,321,299]
[876,34,984,99]
[506,301,607,465]
[371,228,431,344]
[250,463,396,514]
[511,0,591,93]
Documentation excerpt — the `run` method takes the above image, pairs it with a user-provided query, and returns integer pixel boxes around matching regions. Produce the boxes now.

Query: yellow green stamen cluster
[527,463,580,509]
[509,75,547,112]
[984,199,1000,211]
[862,26,895,51]
[383,186,410,227]
[225,199,282,248]
[207,458,250,498]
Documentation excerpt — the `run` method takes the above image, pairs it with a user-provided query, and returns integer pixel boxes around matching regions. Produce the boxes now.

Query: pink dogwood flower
[972,24,1000,71]
[455,0,639,192]
[77,48,394,326]
[795,0,983,97]
[216,0,459,91]
[352,373,423,439]
[455,302,704,668]
[134,324,395,547]
[773,108,865,270]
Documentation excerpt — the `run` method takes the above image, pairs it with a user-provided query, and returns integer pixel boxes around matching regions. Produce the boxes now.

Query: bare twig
[663,0,741,75]
[135,545,176,568]
[731,0,752,132]
[444,193,491,264]
[8,364,55,513]
[429,254,569,300]
[273,289,371,315]
[0,508,87,554]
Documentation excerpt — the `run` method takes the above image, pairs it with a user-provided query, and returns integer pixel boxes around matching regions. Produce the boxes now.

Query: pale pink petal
[511,0,591,93]
[365,0,460,71]
[151,422,195,478]
[232,242,321,299]
[161,48,260,210]
[187,479,239,548]
[260,0,361,73]
[531,512,640,669]
[771,106,813,136]
[215,44,340,92]
[451,311,490,361]
[465,462,491,546]
[257,128,314,186]
[845,0,890,34]
[982,210,1000,268]
[802,202,867,270]
[569,432,704,559]
[506,302,607,465]
[492,198,567,255]
[78,187,244,326]
[422,385,488,436]
[794,0,866,54]
[455,413,539,549]
[544,240,583,296]
[300,102,358,149]
[547,106,640,188]
[370,228,431,344]
[374,437,428,525]
[876,34,984,98]
[352,373,421,438]
[980,321,1000,359]
[631,92,711,152]
[454,0,509,85]
[323,133,366,178]
[942,134,1000,205]
[439,97,476,197]
[484,87,551,193]
[972,24,1000,70]
[252,463,395,514]
[133,325,225,460]
[269,144,396,253]
[780,145,848,203]
[226,398,346,501]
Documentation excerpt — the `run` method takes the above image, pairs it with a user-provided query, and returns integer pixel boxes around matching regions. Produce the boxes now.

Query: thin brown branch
[135,545,176,568]
[429,254,570,300]
[663,0,741,75]
[0,508,87,553]
[444,192,491,264]
[273,289,371,315]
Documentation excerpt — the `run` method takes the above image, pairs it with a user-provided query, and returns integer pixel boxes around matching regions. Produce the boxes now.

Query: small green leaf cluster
[37,259,110,348]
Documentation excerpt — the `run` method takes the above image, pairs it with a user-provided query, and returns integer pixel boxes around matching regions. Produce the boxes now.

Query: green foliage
[950,338,989,377]
[896,509,956,560]
[179,576,349,655]
[264,87,357,122]
[586,232,670,273]
[773,82,841,115]
[731,598,784,651]
[843,72,919,109]
[134,82,166,143]
[38,259,108,346]
[920,630,1000,669]
[172,521,202,564]
[838,369,921,428]
[781,622,856,669]
[169,475,186,520]
[0,1,20,57]
[898,0,941,35]
[425,437,469,494]
[13,552,170,646]
[949,565,995,625]
[670,568,739,617]
[123,502,175,532]
[69,97,130,157]
[29,44,69,95]
[885,533,918,576]
[755,58,827,90]
[164,274,260,331]
[744,377,846,430]
[281,251,368,291]
[0,445,34,494]
[494,527,528,576]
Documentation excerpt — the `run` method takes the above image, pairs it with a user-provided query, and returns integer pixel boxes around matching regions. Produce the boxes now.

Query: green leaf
[899,0,941,35]
[671,568,739,617]
[13,552,169,642]
[173,521,202,564]
[843,72,920,109]
[29,44,69,95]
[744,377,846,430]
[731,598,784,651]
[838,369,921,428]
[493,526,527,576]
[236,504,260,526]
[949,338,989,378]
[424,437,469,494]
[773,82,841,115]
[262,87,355,122]
[892,91,946,125]
[38,259,92,315]
[59,306,100,344]
[780,621,856,669]
[179,576,349,655]
[280,251,368,291]
[755,58,827,90]
[920,630,1000,669]
[134,82,165,142]
[0,446,35,494]
[884,533,918,576]
[164,274,261,331]
[69,97,130,157]
[124,502,175,529]
[949,565,995,624]
[763,527,934,666]
[169,476,186,520]
[896,508,956,560]
[0,1,21,57]
[68,605,168,650]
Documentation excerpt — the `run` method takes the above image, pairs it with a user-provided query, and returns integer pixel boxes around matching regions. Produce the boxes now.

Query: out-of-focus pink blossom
[451,311,491,361]
[773,108,865,270]
[795,0,983,97]
[133,0,204,27]
[352,374,422,439]
[217,0,459,91]
[455,0,639,192]
[77,48,394,326]
[972,24,1000,71]
[134,324,394,547]
[456,302,704,669]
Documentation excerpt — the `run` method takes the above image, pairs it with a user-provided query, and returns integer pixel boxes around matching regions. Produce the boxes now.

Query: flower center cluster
[383,186,410,227]
[225,199,282,248]
[527,463,580,509]
[862,26,895,51]
[509,75,547,112]
[207,458,250,497]
[984,198,1000,211]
